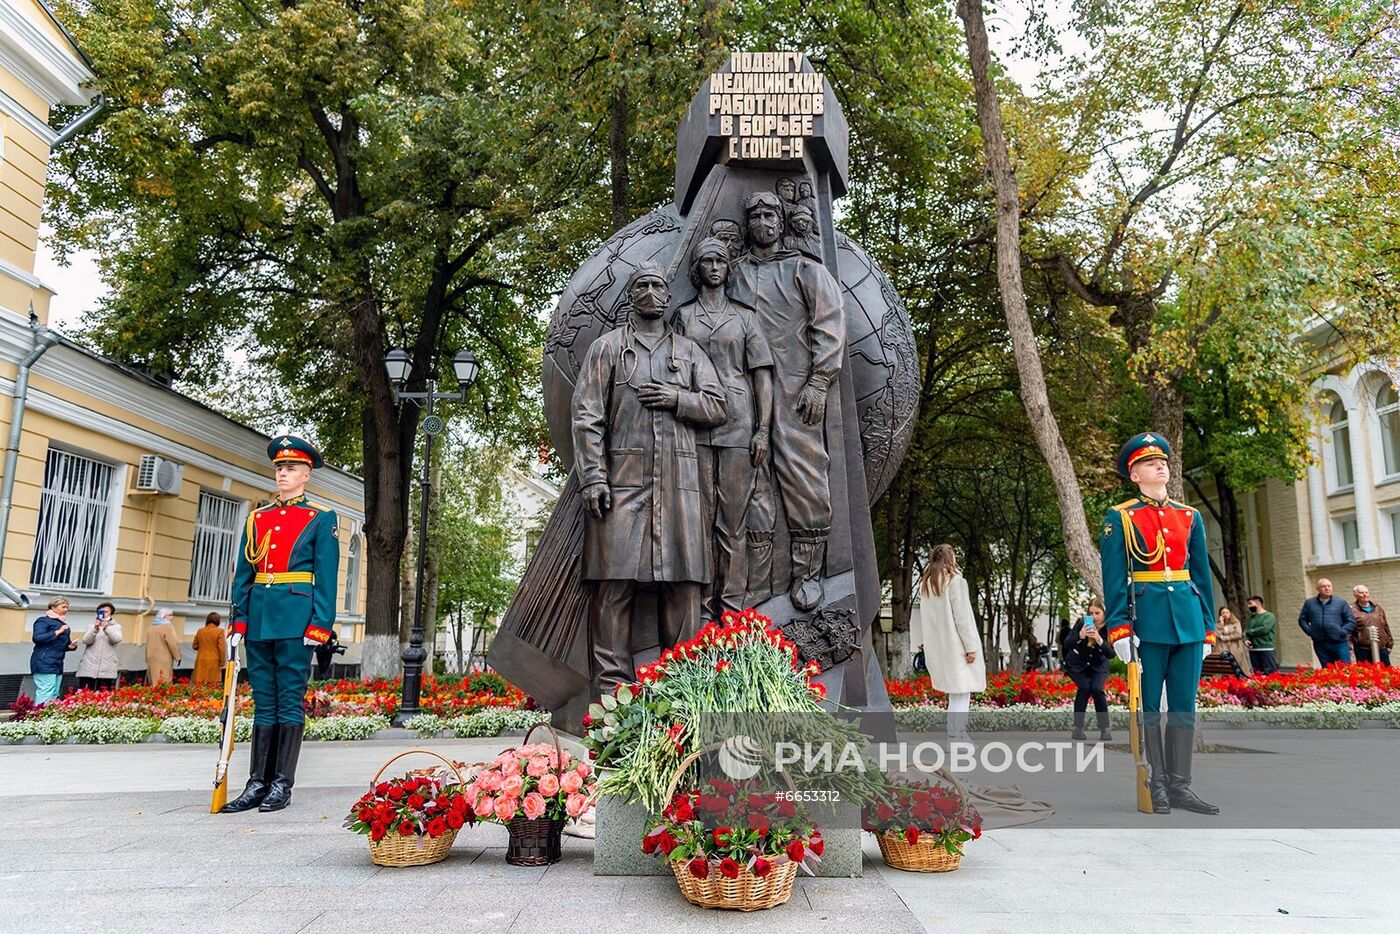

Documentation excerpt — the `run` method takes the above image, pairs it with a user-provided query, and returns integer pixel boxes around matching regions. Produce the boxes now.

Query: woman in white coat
[913,544,985,740]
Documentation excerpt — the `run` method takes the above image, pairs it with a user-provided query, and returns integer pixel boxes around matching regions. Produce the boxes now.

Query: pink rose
[502,775,525,799]
[527,756,550,777]
[494,795,519,822]
[501,756,522,777]
[566,793,588,818]
[474,795,496,818]
[575,761,592,778]
[479,772,503,793]
[522,792,547,820]
[538,773,560,797]
[560,771,583,795]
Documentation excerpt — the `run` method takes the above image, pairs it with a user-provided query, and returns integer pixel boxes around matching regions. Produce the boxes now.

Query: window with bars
[189,491,244,603]
[30,448,116,591]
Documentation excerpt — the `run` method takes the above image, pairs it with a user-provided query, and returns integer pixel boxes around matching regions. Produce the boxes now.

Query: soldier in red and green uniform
[222,435,340,813]
[1101,433,1219,815]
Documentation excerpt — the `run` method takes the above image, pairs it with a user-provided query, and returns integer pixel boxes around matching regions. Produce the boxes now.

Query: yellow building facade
[1191,343,1400,669]
[0,2,368,696]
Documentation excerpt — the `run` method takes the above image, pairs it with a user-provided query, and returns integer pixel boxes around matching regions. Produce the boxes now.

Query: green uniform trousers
[1139,641,1203,730]
[246,638,313,725]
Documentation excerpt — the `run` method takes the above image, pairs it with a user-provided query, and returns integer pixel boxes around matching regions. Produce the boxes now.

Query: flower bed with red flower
[862,778,982,856]
[462,743,598,825]
[643,777,824,881]
[344,773,474,843]
[28,671,528,722]
[886,664,1400,710]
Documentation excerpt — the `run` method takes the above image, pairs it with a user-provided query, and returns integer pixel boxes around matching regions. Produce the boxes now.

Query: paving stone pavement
[2,735,1397,932]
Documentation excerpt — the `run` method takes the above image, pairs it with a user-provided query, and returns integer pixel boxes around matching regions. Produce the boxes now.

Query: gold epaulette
[1168,500,1195,513]
[305,500,330,512]
[1113,497,1141,510]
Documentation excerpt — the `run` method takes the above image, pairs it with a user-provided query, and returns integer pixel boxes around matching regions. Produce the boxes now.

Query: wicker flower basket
[875,767,967,873]
[503,722,569,867]
[506,815,565,866]
[671,858,800,911]
[366,749,463,868]
[660,742,803,911]
[876,831,963,873]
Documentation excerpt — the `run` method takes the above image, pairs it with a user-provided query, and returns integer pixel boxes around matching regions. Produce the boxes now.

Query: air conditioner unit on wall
[135,454,183,495]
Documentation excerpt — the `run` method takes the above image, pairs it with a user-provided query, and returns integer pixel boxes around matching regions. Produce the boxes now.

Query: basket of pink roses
[463,722,596,866]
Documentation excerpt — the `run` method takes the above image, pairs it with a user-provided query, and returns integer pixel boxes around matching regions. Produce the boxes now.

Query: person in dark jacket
[1298,578,1357,666]
[1064,597,1115,741]
[30,596,76,704]
[314,628,344,680]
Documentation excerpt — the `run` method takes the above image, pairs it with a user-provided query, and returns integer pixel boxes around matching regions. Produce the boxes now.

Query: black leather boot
[1166,725,1219,814]
[222,724,276,813]
[1096,711,1113,741]
[1071,711,1087,740]
[1143,724,1172,813]
[258,722,305,812]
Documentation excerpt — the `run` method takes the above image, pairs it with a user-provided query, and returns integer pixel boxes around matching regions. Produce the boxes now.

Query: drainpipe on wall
[0,316,60,607]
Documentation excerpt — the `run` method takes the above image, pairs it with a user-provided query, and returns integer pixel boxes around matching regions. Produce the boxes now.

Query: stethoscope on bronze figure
[617,320,684,388]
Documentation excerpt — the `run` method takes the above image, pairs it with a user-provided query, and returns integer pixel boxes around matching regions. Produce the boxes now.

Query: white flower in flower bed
[306,715,391,741]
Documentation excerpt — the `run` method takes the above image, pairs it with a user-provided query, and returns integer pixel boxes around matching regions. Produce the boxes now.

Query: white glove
[1202,643,1212,661]
[303,636,320,647]
[1113,635,1139,664]
[227,631,242,651]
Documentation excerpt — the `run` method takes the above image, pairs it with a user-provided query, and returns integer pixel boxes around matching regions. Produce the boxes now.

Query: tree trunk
[1214,471,1249,618]
[957,0,1103,597]
[353,309,411,679]
[399,522,415,647]
[609,85,630,232]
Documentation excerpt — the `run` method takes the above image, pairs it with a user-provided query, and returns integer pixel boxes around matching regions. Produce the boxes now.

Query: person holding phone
[76,601,123,690]
[29,596,76,704]
[1064,597,1115,741]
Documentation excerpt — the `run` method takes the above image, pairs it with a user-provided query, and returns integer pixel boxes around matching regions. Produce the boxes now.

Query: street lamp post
[385,347,480,726]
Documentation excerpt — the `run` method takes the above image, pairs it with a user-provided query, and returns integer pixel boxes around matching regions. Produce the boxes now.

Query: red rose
[674,797,695,822]
[719,857,740,879]
[398,821,416,837]
[786,840,804,862]
[582,712,594,727]
[752,857,772,877]
[750,813,770,834]
[777,800,797,818]
[687,857,709,879]
[935,796,960,817]
[876,802,894,822]
[642,831,660,855]
[434,796,450,811]
[809,834,825,856]
[905,827,920,845]
[357,807,374,823]
[388,786,405,801]
[426,817,449,838]
[658,831,679,856]
[446,811,465,830]
[375,782,391,796]
[408,794,425,810]
[370,822,387,842]
[713,826,732,848]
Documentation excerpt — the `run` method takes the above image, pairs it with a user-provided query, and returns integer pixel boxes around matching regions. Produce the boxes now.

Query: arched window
[1328,397,1354,488]
[1376,382,1400,478]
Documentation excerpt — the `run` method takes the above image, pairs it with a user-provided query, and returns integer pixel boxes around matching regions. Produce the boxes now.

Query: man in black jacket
[1298,578,1358,666]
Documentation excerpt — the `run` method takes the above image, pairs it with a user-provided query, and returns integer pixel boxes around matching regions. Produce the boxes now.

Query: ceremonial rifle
[209,637,241,813]
[1124,564,1153,814]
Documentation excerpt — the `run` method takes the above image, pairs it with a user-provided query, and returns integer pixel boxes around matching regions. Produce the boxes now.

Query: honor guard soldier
[222,435,340,813]
[1101,433,1219,815]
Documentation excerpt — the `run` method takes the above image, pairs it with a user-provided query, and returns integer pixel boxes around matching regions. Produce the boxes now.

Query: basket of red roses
[643,743,823,911]
[863,770,981,873]
[346,749,473,867]
[464,722,597,866]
